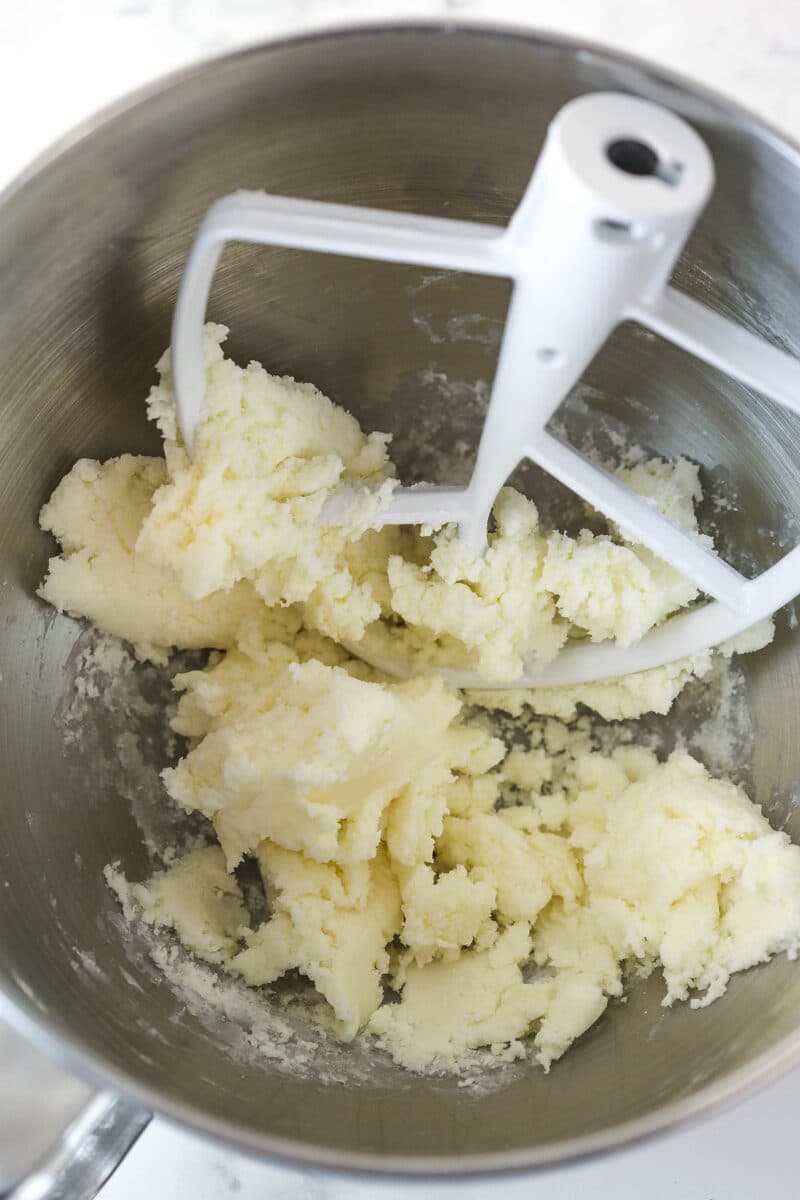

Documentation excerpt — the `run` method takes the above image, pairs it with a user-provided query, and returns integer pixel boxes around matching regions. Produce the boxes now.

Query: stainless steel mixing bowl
[3,20,800,1185]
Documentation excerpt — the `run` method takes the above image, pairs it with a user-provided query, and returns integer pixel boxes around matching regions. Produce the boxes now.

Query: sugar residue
[56,630,211,857]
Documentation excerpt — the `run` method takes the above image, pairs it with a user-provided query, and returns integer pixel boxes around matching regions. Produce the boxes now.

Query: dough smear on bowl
[41,325,798,1073]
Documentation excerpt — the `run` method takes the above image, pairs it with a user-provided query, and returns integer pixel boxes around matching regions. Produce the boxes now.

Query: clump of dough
[39,325,797,1078]
[368,922,552,1070]
[38,455,293,663]
[381,477,703,682]
[385,489,567,681]
[437,808,582,925]
[142,327,728,679]
[365,742,800,1071]
[138,323,397,644]
[40,326,772,700]
[564,747,800,1008]
[165,648,502,869]
[105,844,248,965]
[232,844,401,1041]
[396,864,496,966]
[111,654,800,1074]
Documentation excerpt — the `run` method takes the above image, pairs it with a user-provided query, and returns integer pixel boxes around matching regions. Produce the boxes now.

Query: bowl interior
[2,25,800,1173]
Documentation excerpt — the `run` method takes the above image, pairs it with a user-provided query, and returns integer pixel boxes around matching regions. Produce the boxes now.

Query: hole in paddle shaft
[607,138,659,177]
[606,139,682,187]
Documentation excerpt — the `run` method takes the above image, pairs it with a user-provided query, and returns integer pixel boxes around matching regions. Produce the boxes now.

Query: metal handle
[3,1093,150,1200]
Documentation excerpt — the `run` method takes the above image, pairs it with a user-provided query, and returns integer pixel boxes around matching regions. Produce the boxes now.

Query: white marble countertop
[2,1,800,1196]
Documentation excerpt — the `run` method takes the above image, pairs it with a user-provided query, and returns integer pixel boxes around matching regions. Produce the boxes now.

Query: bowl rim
[3,15,800,1180]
